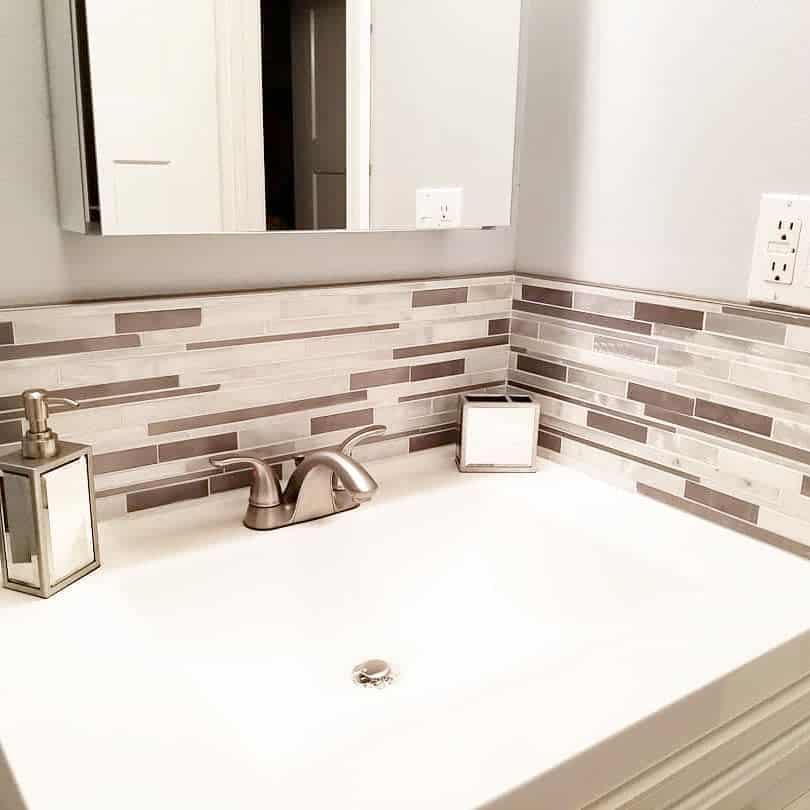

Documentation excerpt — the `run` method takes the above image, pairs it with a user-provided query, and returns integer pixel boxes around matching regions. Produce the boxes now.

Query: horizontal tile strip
[398,380,505,403]
[0,376,181,413]
[1,385,220,421]
[0,420,22,445]
[538,430,562,453]
[540,425,700,482]
[634,302,705,330]
[721,305,810,329]
[350,367,410,390]
[94,446,158,476]
[803,477,810,498]
[187,322,400,351]
[516,355,567,382]
[693,400,772,437]
[412,287,468,308]
[127,480,209,513]
[410,359,465,383]
[148,390,368,436]
[0,334,140,362]
[311,408,374,436]
[587,411,647,444]
[99,424,459,503]
[158,433,238,463]
[513,299,653,336]
[409,428,458,452]
[684,482,759,524]
[522,285,573,308]
[637,483,810,560]
[115,308,202,334]
[627,383,694,416]
[643,405,810,466]
[0,323,13,345]
[510,380,676,434]
[392,334,508,360]
[488,318,510,336]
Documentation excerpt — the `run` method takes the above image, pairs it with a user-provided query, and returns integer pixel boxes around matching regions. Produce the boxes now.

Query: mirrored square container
[1,442,100,599]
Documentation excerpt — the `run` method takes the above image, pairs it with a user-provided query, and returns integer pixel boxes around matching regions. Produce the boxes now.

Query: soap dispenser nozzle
[21,389,79,460]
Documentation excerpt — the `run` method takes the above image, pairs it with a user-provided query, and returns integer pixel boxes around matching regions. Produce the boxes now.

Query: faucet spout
[284,449,378,506]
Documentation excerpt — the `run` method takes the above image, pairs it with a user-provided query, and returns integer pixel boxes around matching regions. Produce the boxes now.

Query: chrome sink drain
[352,659,396,689]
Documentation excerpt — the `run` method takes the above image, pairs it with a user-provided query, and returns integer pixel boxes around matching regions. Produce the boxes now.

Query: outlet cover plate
[749,193,810,309]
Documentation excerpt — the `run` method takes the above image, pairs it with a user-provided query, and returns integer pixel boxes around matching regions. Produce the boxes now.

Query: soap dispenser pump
[0,390,100,598]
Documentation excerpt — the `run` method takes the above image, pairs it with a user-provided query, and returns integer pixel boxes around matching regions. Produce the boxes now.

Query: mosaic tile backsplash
[509,275,810,559]
[0,276,510,518]
[1,271,809,558]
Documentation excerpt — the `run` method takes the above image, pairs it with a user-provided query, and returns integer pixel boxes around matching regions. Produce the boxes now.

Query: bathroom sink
[2,447,810,809]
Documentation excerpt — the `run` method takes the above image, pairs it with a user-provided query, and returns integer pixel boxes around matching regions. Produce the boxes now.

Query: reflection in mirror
[262,0,347,231]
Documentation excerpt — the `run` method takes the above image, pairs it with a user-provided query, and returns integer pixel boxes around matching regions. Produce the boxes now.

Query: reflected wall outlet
[416,187,464,229]
[748,194,810,309]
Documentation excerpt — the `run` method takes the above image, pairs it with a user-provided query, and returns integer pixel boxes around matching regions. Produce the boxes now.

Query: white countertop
[1,448,810,809]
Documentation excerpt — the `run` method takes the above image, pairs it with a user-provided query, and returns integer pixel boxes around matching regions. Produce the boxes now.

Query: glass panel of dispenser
[0,472,41,588]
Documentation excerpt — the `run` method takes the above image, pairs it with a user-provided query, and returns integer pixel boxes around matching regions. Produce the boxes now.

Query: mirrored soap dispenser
[0,390,100,598]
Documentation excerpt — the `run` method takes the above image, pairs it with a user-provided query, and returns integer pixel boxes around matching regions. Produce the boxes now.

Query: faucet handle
[209,456,282,508]
[334,425,386,492]
[338,424,388,456]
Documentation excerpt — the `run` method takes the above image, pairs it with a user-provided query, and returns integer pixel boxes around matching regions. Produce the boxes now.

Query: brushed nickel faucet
[209,425,385,531]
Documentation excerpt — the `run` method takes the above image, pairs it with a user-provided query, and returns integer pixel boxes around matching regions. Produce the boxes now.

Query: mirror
[43,1,522,235]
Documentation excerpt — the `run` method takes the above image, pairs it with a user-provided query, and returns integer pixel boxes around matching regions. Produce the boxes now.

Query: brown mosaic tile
[637,483,810,560]
[409,428,459,452]
[516,355,567,382]
[684,482,759,524]
[115,308,202,334]
[158,433,238,463]
[634,302,705,330]
[0,420,22,444]
[627,383,694,416]
[0,323,13,345]
[694,400,773,437]
[0,334,140,362]
[0,376,180,413]
[538,430,562,453]
[398,380,505,403]
[803,477,810,498]
[412,287,468,308]
[488,318,510,336]
[513,299,653,336]
[644,406,810,466]
[522,285,573,308]
[188,322,399,351]
[94,445,158,475]
[350,367,410,390]
[587,411,648,444]
[393,335,507,360]
[311,408,374,435]
[148,390,368,436]
[127,479,209,513]
[410,359,465,383]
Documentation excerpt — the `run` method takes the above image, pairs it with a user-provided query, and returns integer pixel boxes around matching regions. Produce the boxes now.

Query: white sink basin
[2,447,809,809]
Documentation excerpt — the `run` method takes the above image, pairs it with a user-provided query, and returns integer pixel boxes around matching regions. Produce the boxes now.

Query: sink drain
[352,659,396,689]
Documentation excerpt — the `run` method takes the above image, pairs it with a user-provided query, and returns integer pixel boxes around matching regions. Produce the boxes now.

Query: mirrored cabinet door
[43,1,521,236]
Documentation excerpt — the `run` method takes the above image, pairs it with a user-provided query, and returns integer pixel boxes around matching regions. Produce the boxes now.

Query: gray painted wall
[1,3,514,306]
[516,0,810,302]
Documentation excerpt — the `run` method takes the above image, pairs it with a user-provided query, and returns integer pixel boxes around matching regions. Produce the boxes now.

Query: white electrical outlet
[416,188,464,230]
[748,194,810,308]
